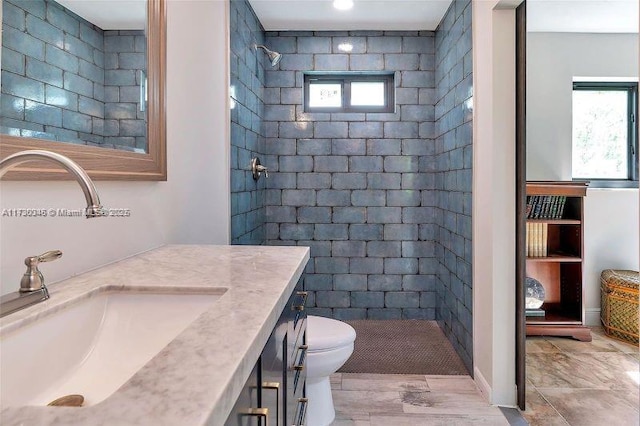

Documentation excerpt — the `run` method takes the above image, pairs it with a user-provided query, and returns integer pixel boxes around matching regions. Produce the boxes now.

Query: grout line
[532,387,571,426]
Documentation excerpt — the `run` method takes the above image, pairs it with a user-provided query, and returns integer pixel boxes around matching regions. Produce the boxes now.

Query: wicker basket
[600,269,639,344]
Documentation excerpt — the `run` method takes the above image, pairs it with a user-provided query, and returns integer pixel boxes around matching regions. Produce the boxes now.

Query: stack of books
[526,222,548,257]
[526,195,567,219]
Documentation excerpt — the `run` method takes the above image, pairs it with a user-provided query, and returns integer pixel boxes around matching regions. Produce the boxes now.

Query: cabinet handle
[262,382,279,425]
[294,345,308,371]
[294,397,308,426]
[241,407,268,426]
[292,291,308,311]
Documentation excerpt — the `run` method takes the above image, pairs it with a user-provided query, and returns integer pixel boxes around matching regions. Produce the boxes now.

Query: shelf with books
[526,195,567,220]
[527,219,581,225]
[525,224,581,258]
[525,182,590,341]
[526,255,582,263]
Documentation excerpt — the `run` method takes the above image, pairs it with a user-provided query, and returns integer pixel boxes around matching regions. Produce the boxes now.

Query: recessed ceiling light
[333,0,353,11]
[338,43,353,52]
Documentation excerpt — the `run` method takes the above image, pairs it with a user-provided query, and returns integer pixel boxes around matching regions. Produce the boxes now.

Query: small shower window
[304,73,395,113]
[308,82,343,108]
[351,81,386,106]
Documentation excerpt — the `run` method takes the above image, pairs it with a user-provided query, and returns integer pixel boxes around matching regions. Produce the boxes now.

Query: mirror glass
[0,0,165,180]
[1,0,149,153]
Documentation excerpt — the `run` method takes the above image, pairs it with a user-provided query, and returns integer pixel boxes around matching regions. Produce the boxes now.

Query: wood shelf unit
[525,181,591,341]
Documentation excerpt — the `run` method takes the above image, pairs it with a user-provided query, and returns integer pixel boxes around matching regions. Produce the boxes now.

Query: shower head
[254,44,282,67]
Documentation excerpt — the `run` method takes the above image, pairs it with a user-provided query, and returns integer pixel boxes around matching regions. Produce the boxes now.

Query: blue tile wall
[263,30,438,321]
[229,0,266,245]
[103,30,147,151]
[1,0,146,151]
[228,0,473,371]
[434,0,473,372]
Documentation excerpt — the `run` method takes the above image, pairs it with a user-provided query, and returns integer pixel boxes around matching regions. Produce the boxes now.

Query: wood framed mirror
[0,0,166,181]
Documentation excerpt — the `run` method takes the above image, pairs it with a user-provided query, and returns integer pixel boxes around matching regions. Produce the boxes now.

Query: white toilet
[306,315,357,426]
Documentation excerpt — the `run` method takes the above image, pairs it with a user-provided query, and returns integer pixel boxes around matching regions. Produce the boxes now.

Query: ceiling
[55,0,146,30]
[528,0,639,33]
[249,0,638,33]
[248,0,454,31]
[52,0,638,34]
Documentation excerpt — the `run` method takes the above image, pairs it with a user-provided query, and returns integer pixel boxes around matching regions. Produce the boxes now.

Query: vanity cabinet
[225,286,307,426]
[225,364,262,426]
[525,182,591,341]
[287,290,308,426]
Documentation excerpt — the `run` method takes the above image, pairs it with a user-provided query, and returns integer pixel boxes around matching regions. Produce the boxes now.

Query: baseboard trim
[585,308,601,327]
[474,366,492,403]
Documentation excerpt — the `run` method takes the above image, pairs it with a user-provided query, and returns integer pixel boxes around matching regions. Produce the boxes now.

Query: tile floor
[329,373,510,425]
[523,327,640,426]
[328,328,639,426]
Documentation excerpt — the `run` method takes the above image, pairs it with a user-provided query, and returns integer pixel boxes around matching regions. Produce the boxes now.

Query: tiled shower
[230,0,473,371]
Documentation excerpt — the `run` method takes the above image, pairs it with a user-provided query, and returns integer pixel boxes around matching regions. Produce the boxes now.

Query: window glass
[308,83,342,108]
[304,73,395,113]
[350,81,385,106]
[572,90,628,179]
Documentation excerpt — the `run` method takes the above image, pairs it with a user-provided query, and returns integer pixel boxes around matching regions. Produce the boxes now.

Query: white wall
[0,0,231,296]
[526,32,639,325]
[583,189,639,324]
[164,0,230,245]
[472,0,519,407]
[526,32,638,181]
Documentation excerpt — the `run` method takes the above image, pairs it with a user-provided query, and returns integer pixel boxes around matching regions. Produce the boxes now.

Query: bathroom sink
[0,288,226,409]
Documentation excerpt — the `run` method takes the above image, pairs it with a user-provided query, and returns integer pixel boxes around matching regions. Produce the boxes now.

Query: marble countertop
[0,244,309,425]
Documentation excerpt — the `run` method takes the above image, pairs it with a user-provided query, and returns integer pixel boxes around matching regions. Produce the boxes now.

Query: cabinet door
[286,288,308,426]
[225,281,308,426]
[225,363,264,426]
[287,328,307,426]
[261,319,288,426]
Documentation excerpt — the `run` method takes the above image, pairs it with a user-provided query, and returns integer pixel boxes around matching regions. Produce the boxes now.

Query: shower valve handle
[251,158,269,180]
[256,165,269,178]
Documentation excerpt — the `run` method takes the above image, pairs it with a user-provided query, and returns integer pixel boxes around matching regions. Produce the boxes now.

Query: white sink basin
[0,288,226,408]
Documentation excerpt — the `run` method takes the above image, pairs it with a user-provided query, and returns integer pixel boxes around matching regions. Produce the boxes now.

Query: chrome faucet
[0,150,105,218]
[0,150,106,317]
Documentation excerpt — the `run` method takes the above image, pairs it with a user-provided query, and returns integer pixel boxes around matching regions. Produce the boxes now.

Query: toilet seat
[307,316,356,352]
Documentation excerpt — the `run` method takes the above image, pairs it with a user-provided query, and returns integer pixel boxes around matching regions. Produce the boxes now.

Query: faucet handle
[28,250,63,265]
[256,164,269,178]
[20,250,62,293]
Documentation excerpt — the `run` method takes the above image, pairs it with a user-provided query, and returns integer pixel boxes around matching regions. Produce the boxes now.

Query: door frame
[515,0,527,411]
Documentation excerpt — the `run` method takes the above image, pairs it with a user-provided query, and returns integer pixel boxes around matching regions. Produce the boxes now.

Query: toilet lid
[307,315,356,351]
